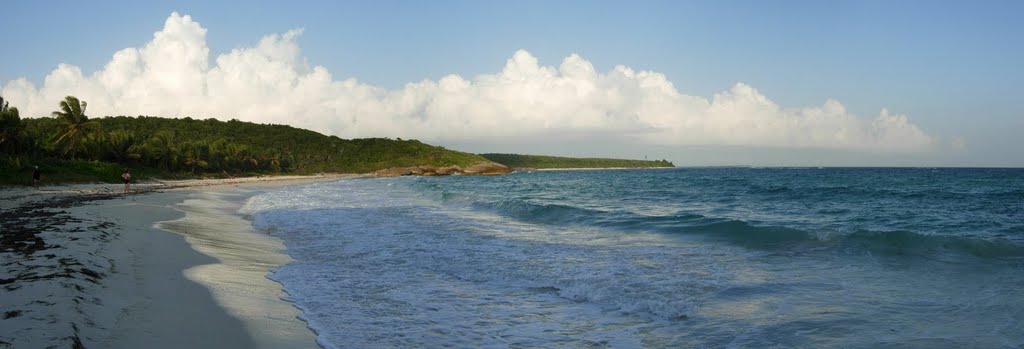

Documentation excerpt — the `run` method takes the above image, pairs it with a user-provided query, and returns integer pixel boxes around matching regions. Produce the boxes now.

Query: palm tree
[182,142,209,174]
[263,151,282,172]
[105,130,142,164]
[52,96,101,159]
[206,139,228,172]
[0,96,28,154]
[145,130,179,170]
[225,144,258,172]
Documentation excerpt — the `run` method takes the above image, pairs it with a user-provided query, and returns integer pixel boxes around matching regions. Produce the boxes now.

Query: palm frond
[66,96,82,117]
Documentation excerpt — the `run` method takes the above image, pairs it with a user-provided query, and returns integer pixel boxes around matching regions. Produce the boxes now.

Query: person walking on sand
[32,166,40,189]
[122,168,131,193]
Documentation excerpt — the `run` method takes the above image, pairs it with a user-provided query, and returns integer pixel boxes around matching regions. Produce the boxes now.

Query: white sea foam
[241,171,1024,348]
[243,178,735,347]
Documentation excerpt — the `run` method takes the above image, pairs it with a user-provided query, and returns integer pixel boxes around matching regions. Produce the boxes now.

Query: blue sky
[2,1,1022,166]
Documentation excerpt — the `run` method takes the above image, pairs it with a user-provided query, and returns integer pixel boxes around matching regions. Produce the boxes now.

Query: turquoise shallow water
[244,168,1024,348]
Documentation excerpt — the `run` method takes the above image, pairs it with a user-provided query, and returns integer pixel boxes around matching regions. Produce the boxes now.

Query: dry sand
[0,174,354,348]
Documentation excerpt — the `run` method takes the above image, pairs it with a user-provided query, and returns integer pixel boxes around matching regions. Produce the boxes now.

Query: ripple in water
[243,168,1024,348]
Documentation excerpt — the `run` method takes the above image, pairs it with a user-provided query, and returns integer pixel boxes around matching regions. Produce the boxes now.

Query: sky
[2,0,1021,167]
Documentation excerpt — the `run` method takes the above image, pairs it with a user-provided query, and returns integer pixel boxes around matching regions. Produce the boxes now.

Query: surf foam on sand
[0,175,348,348]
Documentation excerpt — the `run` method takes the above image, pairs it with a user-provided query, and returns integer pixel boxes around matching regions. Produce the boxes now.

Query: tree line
[1,95,299,174]
[0,95,489,182]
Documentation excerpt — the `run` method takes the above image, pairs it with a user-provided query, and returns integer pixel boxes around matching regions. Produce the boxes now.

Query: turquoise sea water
[243,168,1024,348]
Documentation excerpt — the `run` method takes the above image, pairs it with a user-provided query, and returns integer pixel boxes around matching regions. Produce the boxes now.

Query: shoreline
[154,183,321,348]
[0,174,351,348]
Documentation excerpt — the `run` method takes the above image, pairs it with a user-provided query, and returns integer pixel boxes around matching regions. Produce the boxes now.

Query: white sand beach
[0,174,353,348]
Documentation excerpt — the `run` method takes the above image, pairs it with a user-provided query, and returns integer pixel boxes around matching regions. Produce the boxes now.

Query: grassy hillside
[481,153,674,169]
[2,115,492,184]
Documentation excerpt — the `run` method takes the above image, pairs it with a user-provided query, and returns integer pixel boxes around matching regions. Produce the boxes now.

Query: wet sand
[0,175,352,348]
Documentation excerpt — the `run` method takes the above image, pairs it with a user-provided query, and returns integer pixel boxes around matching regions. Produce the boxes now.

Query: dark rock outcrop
[373,162,511,177]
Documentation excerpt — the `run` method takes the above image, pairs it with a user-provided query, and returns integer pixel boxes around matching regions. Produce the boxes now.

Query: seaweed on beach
[0,189,132,348]
[0,191,116,255]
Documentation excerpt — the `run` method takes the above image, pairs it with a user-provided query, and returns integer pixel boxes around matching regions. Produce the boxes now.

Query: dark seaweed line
[0,189,157,348]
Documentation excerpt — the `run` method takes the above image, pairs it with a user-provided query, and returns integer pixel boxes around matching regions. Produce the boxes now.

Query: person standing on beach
[122,168,131,193]
[32,166,40,189]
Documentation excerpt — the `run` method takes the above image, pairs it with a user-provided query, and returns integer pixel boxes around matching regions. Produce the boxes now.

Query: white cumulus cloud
[2,12,932,153]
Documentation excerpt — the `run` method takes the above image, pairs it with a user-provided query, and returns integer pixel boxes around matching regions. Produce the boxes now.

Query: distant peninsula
[480,153,674,170]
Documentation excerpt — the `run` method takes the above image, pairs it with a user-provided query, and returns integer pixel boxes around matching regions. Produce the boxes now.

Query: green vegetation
[0,94,676,185]
[1,96,27,156]
[0,95,493,185]
[52,96,101,160]
[480,153,674,169]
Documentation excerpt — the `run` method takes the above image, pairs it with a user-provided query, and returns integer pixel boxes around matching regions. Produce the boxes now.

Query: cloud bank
[2,12,931,152]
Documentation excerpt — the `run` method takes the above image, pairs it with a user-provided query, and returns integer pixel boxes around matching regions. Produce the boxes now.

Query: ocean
[240,168,1024,348]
